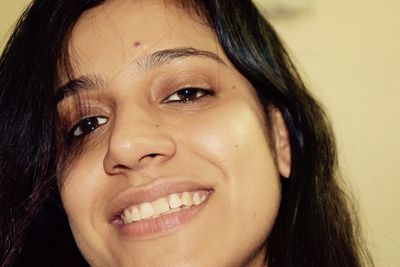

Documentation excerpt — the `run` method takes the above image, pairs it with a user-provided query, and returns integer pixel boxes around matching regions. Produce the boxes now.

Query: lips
[108,180,213,239]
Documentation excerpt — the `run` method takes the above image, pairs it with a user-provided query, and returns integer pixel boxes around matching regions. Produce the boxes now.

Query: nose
[103,114,176,174]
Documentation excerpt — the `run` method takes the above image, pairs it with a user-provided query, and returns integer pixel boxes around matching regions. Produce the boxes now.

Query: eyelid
[149,69,217,101]
[59,99,108,119]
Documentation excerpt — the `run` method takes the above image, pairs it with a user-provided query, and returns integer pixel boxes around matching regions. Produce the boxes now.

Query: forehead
[67,0,225,79]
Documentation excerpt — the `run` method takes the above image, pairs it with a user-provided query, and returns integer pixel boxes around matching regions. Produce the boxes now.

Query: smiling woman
[0,1,374,267]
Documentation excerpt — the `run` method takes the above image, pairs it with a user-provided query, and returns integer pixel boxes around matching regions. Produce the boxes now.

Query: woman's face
[58,0,290,266]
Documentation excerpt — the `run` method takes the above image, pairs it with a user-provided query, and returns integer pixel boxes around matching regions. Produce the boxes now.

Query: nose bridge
[103,106,176,173]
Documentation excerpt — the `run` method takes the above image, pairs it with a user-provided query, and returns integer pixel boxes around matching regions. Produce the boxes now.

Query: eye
[162,87,214,103]
[67,116,108,140]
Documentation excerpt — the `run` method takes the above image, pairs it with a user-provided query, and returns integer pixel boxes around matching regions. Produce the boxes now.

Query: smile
[109,181,214,240]
[121,190,210,224]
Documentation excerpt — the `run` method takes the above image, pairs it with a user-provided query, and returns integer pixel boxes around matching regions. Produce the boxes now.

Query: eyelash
[65,87,214,143]
[162,87,215,104]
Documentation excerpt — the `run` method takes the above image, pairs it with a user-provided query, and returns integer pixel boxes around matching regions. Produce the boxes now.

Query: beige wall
[266,0,400,265]
[1,0,399,266]
[0,0,30,50]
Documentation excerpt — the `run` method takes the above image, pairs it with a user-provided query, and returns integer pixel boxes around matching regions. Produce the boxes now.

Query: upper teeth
[121,191,209,224]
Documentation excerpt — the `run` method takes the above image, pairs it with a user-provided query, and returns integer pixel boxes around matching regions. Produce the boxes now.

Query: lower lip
[115,194,211,240]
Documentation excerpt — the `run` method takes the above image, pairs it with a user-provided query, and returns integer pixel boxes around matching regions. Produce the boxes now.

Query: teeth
[121,190,210,224]
[123,206,141,223]
[122,209,131,224]
[193,192,201,205]
[181,192,193,207]
[139,203,155,219]
[152,197,170,214]
[168,194,183,209]
[131,206,142,222]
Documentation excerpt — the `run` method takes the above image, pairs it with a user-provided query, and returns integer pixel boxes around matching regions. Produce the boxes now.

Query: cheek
[60,155,105,211]
[177,99,281,253]
[59,153,116,264]
[183,98,274,181]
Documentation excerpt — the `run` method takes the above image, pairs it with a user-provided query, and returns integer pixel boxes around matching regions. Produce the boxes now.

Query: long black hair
[0,0,374,266]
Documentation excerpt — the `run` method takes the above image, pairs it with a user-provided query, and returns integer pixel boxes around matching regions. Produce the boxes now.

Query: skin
[57,0,291,266]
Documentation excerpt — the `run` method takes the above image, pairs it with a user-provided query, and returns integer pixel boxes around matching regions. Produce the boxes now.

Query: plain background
[1,0,399,266]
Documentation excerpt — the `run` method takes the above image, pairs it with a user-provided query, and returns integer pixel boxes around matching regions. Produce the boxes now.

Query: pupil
[81,117,98,133]
[179,89,196,100]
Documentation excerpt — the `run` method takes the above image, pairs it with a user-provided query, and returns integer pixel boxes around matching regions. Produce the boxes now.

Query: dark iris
[79,117,100,134]
[66,116,105,145]
[177,88,200,102]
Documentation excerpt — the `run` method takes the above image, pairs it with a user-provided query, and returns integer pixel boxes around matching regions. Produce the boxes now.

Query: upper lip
[107,178,213,221]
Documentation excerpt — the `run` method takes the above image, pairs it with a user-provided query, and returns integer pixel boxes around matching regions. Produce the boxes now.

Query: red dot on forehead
[134,41,141,48]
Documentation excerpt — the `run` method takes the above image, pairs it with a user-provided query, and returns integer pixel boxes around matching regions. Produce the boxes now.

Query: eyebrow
[55,47,226,104]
